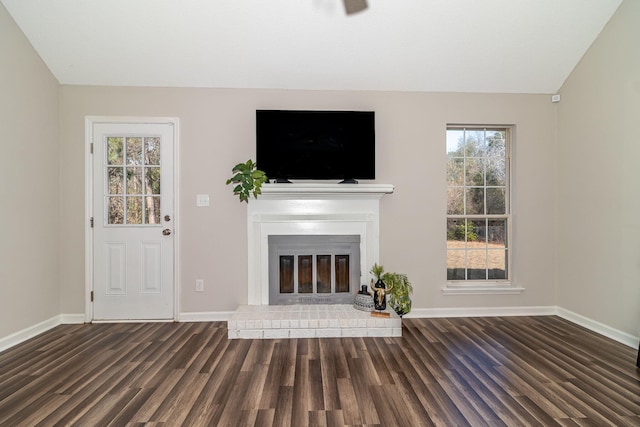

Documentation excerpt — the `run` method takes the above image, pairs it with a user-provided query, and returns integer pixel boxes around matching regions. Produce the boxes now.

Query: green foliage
[382,272,413,317]
[447,221,478,241]
[446,129,507,216]
[226,159,268,203]
[370,263,413,317]
[370,263,385,281]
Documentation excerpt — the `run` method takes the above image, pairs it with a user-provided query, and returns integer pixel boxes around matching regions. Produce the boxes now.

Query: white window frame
[444,125,522,295]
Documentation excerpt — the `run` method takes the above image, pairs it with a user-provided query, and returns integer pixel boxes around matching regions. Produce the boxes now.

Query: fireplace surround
[247,183,394,305]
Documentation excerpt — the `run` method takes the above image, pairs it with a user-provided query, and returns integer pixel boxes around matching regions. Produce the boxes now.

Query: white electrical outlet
[195,279,204,292]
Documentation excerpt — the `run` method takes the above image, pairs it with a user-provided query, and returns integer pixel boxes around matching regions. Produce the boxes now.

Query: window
[106,136,161,225]
[446,126,510,282]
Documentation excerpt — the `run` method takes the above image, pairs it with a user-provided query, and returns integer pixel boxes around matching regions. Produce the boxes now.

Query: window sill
[442,284,525,295]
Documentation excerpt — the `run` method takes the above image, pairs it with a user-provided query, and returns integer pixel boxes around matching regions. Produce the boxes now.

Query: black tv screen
[256,110,375,182]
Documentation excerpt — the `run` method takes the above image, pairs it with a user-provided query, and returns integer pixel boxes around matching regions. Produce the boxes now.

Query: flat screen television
[256,110,375,182]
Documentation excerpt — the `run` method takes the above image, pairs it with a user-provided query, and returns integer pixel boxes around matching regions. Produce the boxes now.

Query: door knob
[162,229,172,236]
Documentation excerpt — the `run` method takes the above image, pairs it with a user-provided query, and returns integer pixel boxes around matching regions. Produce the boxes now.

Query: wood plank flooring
[0,316,639,426]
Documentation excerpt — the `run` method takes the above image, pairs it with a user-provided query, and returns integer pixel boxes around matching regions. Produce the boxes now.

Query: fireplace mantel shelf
[256,183,394,200]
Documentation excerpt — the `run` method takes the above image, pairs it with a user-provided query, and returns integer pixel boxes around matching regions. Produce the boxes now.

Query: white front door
[92,121,175,320]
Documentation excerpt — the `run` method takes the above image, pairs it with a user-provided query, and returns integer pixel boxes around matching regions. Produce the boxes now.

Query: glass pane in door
[126,137,143,165]
[145,196,161,224]
[108,197,124,224]
[107,137,124,165]
[126,196,143,224]
[145,137,160,165]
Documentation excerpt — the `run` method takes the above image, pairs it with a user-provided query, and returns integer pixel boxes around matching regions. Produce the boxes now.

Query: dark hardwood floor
[0,316,639,426]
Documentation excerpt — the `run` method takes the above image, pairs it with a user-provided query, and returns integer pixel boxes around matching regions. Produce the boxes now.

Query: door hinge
[90,217,94,228]
[90,143,94,154]
[90,291,94,302]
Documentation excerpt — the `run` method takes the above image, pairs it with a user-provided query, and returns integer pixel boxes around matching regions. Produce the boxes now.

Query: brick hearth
[228,304,402,339]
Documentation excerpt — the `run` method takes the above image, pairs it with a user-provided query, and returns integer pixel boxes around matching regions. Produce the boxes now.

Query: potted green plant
[382,272,412,317]
[226,159,268,203]
[370,263,413,317]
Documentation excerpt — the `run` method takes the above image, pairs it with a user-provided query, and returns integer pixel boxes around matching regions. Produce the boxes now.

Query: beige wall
[59,87,557,315]
[17,0,640,343]
[0,3,60,337]
[557,0,640,336]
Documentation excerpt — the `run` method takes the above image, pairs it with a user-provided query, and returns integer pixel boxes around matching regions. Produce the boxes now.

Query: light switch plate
[196,194,210,207]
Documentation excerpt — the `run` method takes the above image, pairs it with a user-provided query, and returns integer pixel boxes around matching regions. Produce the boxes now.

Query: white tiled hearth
[228,304,402,339]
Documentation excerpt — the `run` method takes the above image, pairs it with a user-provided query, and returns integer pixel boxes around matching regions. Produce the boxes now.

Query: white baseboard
[3,308,637,352]
[179,311,234,322]
[0,311,233,352]
[405,306,557,319]
[0,315,61,353]
[556,307,639,349]
[406,305,639,349]
[0,313,85,353]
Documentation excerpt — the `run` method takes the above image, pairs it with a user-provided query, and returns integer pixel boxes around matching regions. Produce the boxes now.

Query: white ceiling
[2,0,622,93]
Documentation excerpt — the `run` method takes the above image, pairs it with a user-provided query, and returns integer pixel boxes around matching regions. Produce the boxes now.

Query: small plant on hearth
[370,263,413,317]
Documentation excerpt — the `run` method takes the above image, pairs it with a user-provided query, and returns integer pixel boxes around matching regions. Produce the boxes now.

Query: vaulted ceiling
[2,0,622,93]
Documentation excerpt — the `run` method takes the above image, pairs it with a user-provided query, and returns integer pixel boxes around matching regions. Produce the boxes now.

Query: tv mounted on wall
[256,110,375,183]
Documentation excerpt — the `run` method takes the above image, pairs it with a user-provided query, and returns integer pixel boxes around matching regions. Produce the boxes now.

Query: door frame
[84,116,181,322]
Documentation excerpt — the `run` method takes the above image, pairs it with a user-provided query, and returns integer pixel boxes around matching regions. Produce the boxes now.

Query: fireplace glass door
[269,235,360,305]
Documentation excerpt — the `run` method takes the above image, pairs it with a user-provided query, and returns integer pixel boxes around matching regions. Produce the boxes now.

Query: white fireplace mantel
[257,183,395,199]
[247,183,394,305]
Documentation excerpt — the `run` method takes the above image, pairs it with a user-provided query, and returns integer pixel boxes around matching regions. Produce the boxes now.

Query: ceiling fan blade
[343,0,368,15]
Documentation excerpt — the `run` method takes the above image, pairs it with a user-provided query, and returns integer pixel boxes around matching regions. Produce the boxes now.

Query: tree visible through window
[446,126,510,281]
[106,136,161,225]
